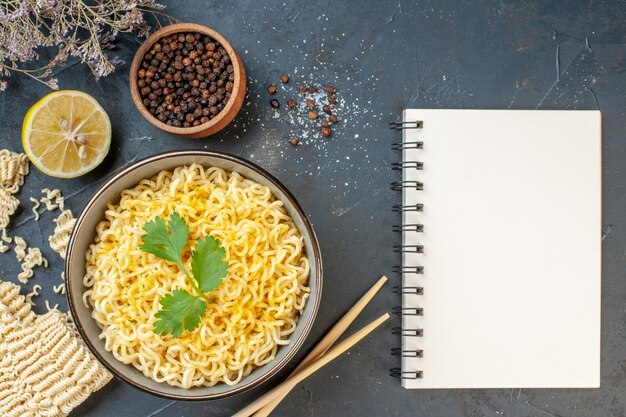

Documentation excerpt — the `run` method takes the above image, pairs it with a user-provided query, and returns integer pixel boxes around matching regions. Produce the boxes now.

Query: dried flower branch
[0,0,174,91]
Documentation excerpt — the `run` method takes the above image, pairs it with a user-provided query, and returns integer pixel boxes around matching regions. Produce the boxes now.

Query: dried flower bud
[0,1,169,92]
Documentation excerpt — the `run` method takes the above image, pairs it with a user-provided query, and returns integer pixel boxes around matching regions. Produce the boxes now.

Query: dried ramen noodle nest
[0,281,111,417]
[0,150,29,252]
[84,164,311,388]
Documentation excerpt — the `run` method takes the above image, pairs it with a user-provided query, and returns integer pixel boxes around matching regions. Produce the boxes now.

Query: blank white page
[400,109,601,389]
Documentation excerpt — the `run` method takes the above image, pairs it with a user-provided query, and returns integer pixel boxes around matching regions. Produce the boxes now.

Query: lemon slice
[22,90,111,178]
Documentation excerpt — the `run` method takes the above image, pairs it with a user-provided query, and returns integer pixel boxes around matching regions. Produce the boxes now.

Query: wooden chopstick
[251,275,388,417]
[232,313,390,417]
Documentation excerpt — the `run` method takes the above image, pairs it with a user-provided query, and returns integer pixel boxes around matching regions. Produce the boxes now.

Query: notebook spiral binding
[389,121,424,130]
[390,119,424,381]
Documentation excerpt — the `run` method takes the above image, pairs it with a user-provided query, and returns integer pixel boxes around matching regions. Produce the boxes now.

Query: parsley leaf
[153,289,207,338]
[139,212,189,264]
[139,212,229,338]
[191,236,228,292]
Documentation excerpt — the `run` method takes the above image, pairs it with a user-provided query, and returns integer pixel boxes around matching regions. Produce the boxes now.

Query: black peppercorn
[329,114,338,124]
[270,99,280,109]
[137,31,234,126]
[322,105,331,114]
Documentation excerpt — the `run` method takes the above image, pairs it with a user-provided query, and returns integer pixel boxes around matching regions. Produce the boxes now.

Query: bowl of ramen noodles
[65,150,322,400]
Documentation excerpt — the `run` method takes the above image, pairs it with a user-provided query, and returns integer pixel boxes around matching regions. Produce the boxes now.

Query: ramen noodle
[30,197,40,221]
[50,209,76,259]
[84,164,310,388]
[17,246,47,284]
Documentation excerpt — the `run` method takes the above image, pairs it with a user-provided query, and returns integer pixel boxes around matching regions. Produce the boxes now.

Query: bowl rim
[65,150,323,400]
[129,22,245,135]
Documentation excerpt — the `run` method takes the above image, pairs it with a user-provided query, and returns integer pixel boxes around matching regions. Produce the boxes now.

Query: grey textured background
[1,0,625,416]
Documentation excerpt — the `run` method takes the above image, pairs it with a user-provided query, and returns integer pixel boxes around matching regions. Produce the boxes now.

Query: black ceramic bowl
[65,150,322,400]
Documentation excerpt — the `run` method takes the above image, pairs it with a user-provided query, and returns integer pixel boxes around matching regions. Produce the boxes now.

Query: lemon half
[22,90,111,178]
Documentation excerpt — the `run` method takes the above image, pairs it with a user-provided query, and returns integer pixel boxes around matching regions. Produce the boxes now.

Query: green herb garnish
[139,212,228,338]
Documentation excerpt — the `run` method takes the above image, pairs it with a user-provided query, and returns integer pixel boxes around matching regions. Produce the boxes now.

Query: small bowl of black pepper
[130,23,246,139]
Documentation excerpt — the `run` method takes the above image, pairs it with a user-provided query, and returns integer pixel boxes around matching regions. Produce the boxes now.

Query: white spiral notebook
[392,109,601,389]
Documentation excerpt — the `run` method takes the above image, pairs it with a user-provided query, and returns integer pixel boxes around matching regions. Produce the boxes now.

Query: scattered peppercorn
[270,75,342,144]
[137,31,235,127]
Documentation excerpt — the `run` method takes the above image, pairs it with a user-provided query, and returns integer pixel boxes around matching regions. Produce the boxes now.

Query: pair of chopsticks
[233,275,389,417]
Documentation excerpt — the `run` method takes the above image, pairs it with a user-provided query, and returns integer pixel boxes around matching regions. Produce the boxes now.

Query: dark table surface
[1,1,625,416]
